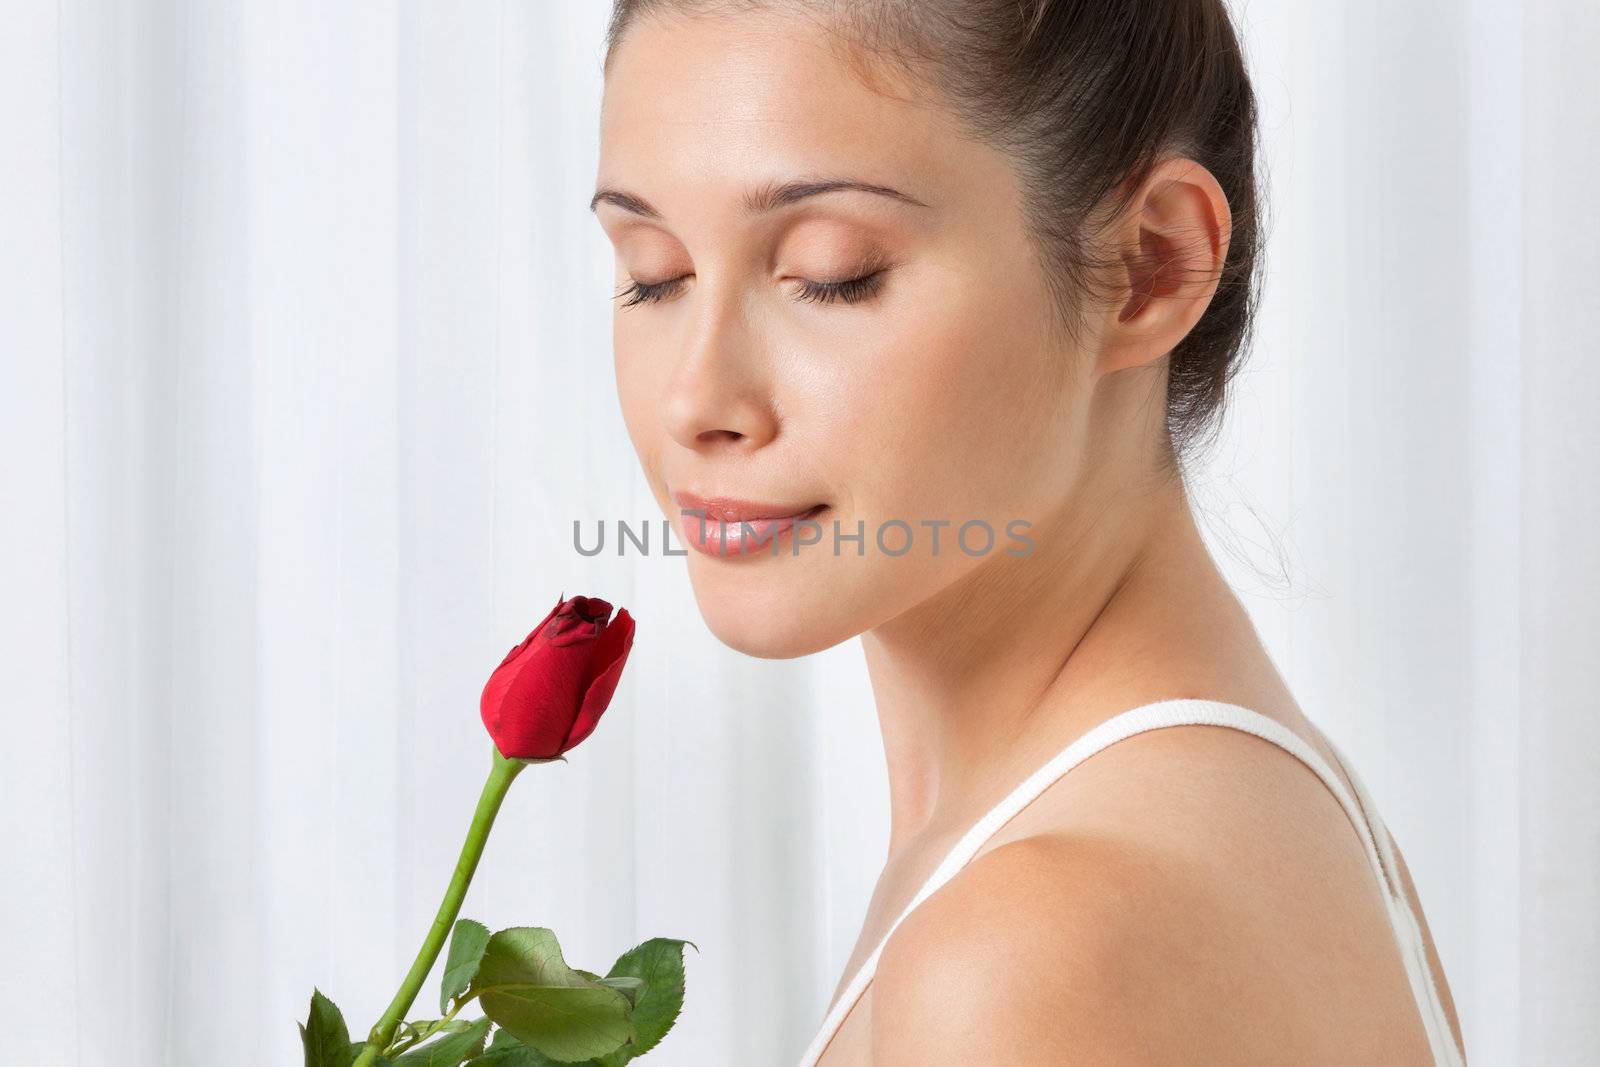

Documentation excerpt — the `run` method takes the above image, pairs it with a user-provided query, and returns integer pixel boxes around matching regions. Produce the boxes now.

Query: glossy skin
[595,8,1466,1065]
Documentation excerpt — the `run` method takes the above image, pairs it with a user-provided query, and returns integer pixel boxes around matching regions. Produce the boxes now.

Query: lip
[671,490,828,558]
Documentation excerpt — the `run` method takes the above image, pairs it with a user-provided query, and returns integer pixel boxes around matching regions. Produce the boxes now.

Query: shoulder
[869,833,1227,1064]
[868,723,1411,1064]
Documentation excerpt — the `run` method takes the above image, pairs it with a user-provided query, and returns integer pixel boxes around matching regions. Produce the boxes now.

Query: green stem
[352,746,531,1067]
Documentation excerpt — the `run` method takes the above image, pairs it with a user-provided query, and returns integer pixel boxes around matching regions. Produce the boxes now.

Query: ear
[1097,157,1232,376]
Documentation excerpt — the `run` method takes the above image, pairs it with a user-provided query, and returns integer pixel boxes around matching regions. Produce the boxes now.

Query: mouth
[671,491,829,558]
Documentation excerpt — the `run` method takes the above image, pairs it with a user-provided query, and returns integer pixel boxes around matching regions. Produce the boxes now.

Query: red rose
[480,594,636,760]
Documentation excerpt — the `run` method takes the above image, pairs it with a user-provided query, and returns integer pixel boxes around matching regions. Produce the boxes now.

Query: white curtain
[2,2,1594,1064]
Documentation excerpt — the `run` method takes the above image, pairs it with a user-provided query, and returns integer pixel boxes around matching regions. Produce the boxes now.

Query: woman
[592,1,1468,1063]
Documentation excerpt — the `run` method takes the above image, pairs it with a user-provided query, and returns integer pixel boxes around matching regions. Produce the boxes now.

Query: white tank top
[796,698,1466,1066]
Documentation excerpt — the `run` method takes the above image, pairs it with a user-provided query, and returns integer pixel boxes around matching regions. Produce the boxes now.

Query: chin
[704,614,840,659]
[687,560,861,659]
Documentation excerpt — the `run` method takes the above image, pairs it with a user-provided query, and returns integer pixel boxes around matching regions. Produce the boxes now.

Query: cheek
[815,280,1074,522]
[613,324,669,475]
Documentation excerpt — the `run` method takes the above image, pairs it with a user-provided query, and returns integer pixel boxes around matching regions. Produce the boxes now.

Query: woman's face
[595,10,1099,658]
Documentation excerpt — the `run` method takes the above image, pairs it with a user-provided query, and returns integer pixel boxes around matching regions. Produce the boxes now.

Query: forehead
[598,9,960,204]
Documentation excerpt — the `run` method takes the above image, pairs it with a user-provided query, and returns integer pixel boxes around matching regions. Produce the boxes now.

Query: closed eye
[615,276,686,308]
[794,269,887,305]
[614,269,889,309]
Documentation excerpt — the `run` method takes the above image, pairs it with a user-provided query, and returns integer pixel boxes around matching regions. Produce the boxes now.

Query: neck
[860,469,1232,856]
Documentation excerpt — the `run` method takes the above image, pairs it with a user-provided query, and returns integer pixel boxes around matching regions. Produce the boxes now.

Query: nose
[659,288,779,454]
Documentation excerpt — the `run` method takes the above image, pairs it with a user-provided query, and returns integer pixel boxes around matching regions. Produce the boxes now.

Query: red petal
[498,595,565,668]
[567,595,613,622]
[482,595,587,758]
[547,596,614,646]
[564,608,635,752]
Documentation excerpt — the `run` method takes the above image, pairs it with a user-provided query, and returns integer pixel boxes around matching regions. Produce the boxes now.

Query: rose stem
[352,745,530,1066]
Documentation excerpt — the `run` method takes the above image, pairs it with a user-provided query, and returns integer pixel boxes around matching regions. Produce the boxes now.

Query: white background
[2,1,1595,1064]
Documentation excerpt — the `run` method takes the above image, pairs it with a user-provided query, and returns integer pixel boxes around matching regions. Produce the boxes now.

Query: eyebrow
[588,177,930,218]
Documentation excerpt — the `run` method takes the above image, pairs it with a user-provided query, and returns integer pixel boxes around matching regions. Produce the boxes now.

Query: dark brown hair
[603,0,1266,474]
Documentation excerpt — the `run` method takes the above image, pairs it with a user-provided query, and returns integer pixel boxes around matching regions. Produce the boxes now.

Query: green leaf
[465,1030,615,1067]
[405,1019,480,1040]
[300,989,355,1067]
[588,1044,629,1067]
[441,919,494,1013]
[571,970,645,1011]
[391,1017,460,1055]
[591,977,644,1007]
[469,928,634,1063]
[466,1051,564,1067]
[465,1043,565,1067]
[391,1019,482,1059]
[487,1028,523,1052]
[346,1045,392,1067]
[393,1016,492,1066]
[600,939,696,1058]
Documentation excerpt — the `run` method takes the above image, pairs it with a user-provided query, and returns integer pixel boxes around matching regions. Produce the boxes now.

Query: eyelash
[615,269,888,309]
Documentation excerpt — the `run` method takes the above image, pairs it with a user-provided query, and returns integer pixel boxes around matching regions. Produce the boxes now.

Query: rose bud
[480,594,636,760]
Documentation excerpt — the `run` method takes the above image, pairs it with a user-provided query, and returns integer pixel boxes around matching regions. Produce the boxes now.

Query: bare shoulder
[869,724,1438,1066]
[871,833,1219,1064]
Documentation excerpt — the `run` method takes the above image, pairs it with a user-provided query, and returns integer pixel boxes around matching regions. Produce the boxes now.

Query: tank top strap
[797,698,1429,1067]
[1304,726,1466,1066]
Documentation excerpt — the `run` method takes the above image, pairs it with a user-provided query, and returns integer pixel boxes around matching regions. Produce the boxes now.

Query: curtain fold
[2,1,1594,1063]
